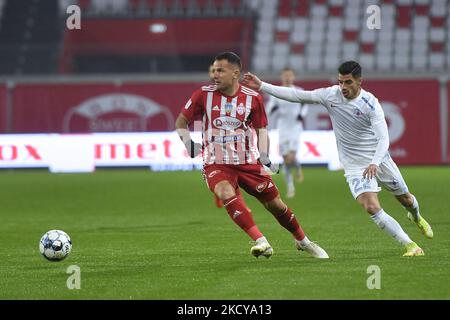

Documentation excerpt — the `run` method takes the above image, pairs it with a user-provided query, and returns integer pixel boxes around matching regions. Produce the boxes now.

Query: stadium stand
[57,0,255,73]
[0,0,449,75]
[0,0,61,74]
[252,0,450,72]
[0,0,5,24]
[57,0,247,17]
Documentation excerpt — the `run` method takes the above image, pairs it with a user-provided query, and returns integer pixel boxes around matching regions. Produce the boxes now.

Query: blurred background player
[243,61,433,257]
[265,68,308,198]
[176,52,328,259]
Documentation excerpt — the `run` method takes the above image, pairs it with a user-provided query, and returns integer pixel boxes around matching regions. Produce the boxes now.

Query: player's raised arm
[243,72,320,104]
[175,113,201,158]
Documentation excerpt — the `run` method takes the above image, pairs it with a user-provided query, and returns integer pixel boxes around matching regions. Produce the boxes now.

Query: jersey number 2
[352,178,371,194]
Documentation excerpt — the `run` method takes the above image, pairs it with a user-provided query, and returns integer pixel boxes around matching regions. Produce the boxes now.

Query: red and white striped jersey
[181,84,268,165]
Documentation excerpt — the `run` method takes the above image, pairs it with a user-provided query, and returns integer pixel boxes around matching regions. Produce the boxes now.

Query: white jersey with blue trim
[260,83,389,174]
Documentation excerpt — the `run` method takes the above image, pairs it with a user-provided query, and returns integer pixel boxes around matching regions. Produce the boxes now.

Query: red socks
[222,195,305,241]
[223,195,263,241]
[274,207,305,241]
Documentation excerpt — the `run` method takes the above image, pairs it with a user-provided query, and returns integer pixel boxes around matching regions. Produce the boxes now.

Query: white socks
[283,163,293,186]
[404,195,421,222]
[371,209,412,246]
[296,236,310,247]
[256,236,269,244]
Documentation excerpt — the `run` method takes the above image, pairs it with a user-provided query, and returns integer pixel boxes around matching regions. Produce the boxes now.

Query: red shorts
[203,163,280,203]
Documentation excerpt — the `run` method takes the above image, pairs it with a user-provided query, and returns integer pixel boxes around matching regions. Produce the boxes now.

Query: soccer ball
[39,230,72,261]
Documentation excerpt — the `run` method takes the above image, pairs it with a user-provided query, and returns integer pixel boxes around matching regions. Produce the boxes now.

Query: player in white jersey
[266,68,308,198]
[243,61,433,257]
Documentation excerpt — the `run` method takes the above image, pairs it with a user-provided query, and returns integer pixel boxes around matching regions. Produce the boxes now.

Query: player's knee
[397,193,414,207]
[214,182,235,200]
[263,197,285,215]
[363,202,381,214]
[284,153,296,165]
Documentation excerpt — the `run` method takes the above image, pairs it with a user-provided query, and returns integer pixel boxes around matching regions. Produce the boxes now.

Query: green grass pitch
[0,166,449,299]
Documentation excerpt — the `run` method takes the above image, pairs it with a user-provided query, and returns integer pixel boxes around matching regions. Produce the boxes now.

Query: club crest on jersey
[353,108,363,117]
[256,182,268,193]
[237,103,245,115]
[224,103,233,115]
[213,116,242,130]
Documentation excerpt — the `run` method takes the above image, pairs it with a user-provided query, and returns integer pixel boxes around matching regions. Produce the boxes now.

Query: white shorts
[279,138,299,156]
[345,156,409,199]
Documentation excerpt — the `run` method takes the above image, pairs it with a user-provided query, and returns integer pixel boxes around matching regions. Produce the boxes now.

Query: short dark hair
[338,61,362,78]
[281,67,295,74]
[214,52,242,71]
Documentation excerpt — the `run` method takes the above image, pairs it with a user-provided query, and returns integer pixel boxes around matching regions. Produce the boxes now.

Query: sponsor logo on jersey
[208,170,221,178]
[212,105,220,111]
[256,182,268,193]
[237,103,245,115]
[330,104,339,108]
[212,135,242,143]
[213,116,242,130]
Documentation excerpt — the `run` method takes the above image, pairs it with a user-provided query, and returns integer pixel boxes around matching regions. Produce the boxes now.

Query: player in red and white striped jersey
[175,52,328,259]
[209,63,224,208]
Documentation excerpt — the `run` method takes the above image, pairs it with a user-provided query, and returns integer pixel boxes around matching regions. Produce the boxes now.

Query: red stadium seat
[278,0,292,17]
[415,4,429,16]
[396,6,412,28]
[431,16,445,27]
[344,30,358,41]
[78,0,91,11]
[294,0,309,16]
[430,42,444,52]
[276,31,290,42]
[329,6,342,17]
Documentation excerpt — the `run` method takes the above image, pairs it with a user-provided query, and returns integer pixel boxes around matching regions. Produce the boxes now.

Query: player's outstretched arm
[243,72,320,105]
[175,113,202,158]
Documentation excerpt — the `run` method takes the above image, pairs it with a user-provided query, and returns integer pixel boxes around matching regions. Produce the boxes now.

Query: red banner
[64,19,248,55]
[448,82,450,163]
[9,79,443,164]
[361,80,441,165]
[59,18,253,72]
[11,82,206,133]
[0,85,6,133]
